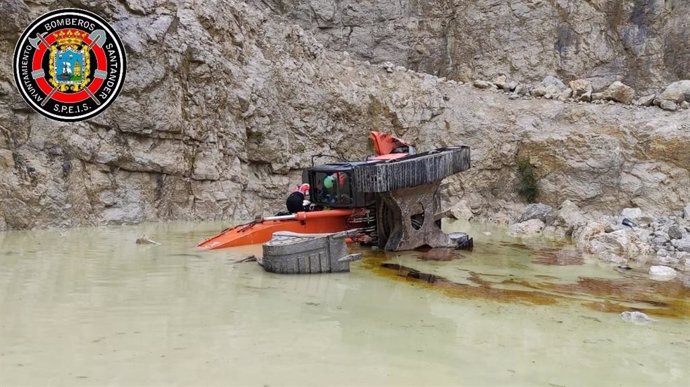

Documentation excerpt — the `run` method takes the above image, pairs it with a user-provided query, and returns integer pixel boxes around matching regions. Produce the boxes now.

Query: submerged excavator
[197,131,473,252]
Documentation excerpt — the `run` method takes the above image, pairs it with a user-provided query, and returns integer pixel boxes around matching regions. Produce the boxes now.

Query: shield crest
[49,44,91,92]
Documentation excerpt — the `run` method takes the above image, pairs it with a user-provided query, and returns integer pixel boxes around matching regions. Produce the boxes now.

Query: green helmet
[324,175,335,189]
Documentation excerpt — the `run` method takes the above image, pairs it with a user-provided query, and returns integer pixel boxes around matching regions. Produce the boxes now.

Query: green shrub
[517,157,538,203]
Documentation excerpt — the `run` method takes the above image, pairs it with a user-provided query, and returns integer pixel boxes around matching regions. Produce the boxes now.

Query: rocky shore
[447,200,690,276]
[471,75,690,112]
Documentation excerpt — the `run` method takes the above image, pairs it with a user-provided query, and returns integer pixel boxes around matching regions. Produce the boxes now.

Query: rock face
[621,208,643,220]
[569,79,593,102]
[656,80,690,104]
[531,76,570,100]
[2,0,338,228]
[668,225,684,240]
[517,203,554,224]
[586,229,652,263]
[254,0,690,93]
[601,81,635,104]
[0,0,689,230]
[672,238,690,253]
[554,200,588,235]
[446,200,473,221]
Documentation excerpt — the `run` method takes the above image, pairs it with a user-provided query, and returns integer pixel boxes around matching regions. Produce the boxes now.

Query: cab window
[313,171,353,206]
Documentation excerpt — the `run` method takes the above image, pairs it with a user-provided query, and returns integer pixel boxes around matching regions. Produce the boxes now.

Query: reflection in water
[0,220,688,386]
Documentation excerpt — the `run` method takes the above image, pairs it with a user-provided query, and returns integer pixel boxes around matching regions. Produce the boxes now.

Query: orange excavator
[197,131,472,251]
[197,132,413,250]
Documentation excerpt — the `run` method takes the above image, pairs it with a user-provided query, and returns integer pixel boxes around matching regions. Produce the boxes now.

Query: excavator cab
[303,162,374,209]
[302,132,415,209]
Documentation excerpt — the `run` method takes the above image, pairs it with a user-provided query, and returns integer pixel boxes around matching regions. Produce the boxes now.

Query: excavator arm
[369,131,415,156]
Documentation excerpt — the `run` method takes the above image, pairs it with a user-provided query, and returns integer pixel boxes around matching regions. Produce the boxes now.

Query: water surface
[0,220,688,386]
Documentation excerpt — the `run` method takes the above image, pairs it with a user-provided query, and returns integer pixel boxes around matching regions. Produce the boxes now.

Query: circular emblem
[13,8,126,122]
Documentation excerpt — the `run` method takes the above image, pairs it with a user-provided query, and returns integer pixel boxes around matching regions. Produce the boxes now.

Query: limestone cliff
[0,0,688,230]
[254,0,690,93]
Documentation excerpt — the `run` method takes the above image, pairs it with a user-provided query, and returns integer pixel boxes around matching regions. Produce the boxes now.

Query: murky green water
[0,220,688,386]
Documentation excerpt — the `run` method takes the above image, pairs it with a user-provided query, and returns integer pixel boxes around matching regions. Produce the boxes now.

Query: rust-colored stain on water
[359,248,690,319]
[544,276,690,318]
[367,260,559,306]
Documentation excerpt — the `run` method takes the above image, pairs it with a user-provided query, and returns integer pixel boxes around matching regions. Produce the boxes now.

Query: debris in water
[620,311,654,324]
[170,253,202,258]
[382,263,441,283]
[135,234,160,245]
[378,262,558,305]
[234,255,257,264]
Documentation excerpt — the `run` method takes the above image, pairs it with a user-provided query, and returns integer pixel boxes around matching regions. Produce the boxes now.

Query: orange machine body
[197,209,355,250]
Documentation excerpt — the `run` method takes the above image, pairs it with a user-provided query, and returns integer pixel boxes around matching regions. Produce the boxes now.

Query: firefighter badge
[13,8,127,121]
